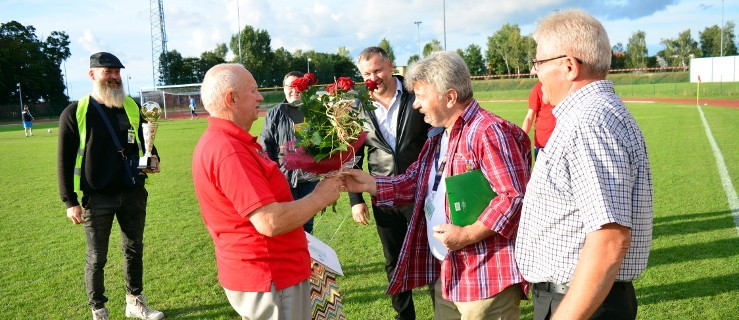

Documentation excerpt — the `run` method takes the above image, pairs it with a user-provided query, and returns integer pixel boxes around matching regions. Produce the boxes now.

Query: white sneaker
[92,307,110,320]
[125,294,164,319]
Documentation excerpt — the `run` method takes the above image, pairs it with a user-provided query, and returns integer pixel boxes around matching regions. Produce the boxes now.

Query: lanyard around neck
[431,134,448,192]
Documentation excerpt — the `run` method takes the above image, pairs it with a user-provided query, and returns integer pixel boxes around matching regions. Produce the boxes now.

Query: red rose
[365,79,378,91]
[336,77,354,92]
[291,77,310,93]
[304,73,317,85]
[326,83,338,94]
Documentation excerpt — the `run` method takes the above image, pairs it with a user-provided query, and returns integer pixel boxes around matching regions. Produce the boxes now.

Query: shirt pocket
[449,153,477,175]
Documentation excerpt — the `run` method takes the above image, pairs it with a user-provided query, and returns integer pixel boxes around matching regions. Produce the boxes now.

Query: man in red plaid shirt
[343,51,531,319]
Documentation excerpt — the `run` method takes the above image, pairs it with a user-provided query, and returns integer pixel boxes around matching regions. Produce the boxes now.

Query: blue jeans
[290,181,318,234]
[81,188,148,309]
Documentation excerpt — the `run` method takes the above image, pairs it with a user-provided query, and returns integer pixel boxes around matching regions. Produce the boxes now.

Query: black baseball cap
[90,52,125,69]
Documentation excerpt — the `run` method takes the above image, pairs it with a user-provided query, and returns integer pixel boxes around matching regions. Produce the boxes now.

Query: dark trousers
[81,188,148,309]
[533,281,637,320]
[372,204,420,320]
[291,180,318,234]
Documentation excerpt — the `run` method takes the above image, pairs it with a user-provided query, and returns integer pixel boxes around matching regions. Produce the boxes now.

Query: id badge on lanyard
[424,192,436,221]
[127,128,135,144]
[424,140,446,221]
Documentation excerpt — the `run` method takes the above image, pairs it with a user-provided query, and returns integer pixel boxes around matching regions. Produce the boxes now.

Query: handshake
[315,169,377,197]
[309,169,377,226]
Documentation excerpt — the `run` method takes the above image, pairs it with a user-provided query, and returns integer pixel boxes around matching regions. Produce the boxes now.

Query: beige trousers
[433,280,522,320]
[224,280,310,320]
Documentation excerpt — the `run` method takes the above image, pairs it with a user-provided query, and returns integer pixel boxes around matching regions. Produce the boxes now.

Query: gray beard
[93,83,126,108]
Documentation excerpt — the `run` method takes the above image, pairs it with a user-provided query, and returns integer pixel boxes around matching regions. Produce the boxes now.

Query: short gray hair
[404,51,472,101]
[533,9,612,77]
[201,63,242,114]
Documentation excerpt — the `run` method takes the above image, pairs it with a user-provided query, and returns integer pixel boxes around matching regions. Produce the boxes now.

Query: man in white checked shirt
[515,9,653,320]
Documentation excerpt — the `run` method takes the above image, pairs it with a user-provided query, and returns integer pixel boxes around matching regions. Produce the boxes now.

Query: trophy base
[138,156,159,170]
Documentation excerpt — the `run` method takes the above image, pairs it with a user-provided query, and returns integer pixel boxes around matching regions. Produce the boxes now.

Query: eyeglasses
[531,55,583,71]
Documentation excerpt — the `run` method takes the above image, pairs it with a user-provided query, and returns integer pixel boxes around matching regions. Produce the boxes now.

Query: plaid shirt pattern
[374,99,532,302]
[516,80,653,284]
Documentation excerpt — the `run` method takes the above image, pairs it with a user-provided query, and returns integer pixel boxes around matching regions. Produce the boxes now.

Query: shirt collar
[207,117,260,147]
[553,80,614,119]
[372,77,404,110]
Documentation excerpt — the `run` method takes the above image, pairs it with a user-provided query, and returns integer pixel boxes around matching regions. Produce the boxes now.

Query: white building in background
[690,56,739,83]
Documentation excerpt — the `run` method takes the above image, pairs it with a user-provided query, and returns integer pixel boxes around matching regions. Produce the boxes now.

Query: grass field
[0,98,737,319]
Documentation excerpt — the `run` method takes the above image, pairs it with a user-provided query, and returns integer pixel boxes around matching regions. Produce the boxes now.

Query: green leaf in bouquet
[311,132,323,146]
[334,144,348,151]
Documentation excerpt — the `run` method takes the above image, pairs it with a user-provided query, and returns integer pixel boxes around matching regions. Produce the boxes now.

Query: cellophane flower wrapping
[284,132,366,174]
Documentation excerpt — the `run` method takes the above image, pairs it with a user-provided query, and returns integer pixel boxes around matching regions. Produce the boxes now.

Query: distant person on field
[342,51,532,319]
[261,70,318,234]
[22,105,34,137]
[57,52,163,320]
[189,95,199,119]
[521,82,555,159]
[515,9,653,320]
[192,63,343,320]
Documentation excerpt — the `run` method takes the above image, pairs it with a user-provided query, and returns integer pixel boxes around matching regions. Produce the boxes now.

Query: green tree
[459,44,486,76]
[486,24,525,75]
[660,29,701,67]
[521,35,536,73]
[423,39,443,57]
[625,30,648,69]
[306,51,358,83]
[197,43,228,81]
[0,20,70,108]
[40,31,71,107]
[230,25,274,86]
[701,22,738,57]
[43,31,71,66]
[485,49,506,75]
[160,50,184,84]
[378,38,395,64]
[271,47,294,84]
[337,46,351,59]
[407,54,420,66]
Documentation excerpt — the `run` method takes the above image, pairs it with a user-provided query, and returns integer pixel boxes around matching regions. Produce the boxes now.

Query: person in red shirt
[192,63,343,320]
[521,81,556,159]
[343,51,531,319]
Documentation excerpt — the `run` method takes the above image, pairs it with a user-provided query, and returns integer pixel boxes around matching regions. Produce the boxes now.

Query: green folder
[445,169,497,226]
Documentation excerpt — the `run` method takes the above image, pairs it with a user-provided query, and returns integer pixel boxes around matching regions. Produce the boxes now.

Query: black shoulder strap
[90,98,126,159]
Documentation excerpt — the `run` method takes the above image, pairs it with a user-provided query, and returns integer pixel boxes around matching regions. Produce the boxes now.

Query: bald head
[201,63,263,130]
[201,63,247,116]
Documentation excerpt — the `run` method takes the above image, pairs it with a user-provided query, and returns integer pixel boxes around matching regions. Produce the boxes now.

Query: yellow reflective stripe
[73,96,90,193]
[122,97,143,156]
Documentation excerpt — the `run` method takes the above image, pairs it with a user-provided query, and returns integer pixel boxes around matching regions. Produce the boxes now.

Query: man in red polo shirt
[192,63,343,319]
[522,81,555,160]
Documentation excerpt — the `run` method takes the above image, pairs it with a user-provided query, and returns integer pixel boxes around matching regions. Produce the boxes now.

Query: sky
[1,0,737,100]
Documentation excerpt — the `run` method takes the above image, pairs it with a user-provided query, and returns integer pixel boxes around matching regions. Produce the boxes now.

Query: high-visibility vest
[73,95,142,192]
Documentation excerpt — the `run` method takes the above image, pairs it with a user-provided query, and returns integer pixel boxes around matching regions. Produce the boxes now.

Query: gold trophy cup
[138,101,162,170]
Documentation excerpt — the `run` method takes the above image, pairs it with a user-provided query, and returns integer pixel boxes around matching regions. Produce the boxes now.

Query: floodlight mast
[150,0,169,85]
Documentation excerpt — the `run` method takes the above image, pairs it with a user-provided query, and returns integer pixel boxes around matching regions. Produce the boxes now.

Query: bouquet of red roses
[283,73,377,174]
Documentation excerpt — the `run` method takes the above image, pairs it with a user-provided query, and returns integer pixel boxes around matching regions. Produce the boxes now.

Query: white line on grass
[696,104,739,236]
